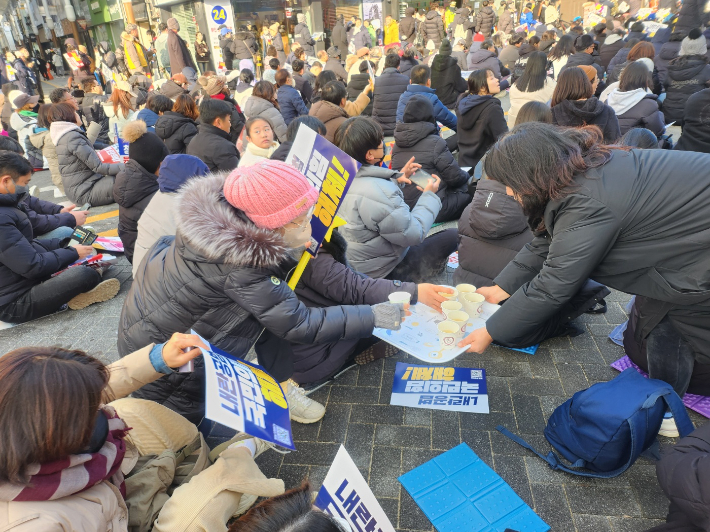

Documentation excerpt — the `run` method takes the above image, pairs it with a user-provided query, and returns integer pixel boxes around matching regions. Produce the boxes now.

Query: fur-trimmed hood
[174,171,292,269]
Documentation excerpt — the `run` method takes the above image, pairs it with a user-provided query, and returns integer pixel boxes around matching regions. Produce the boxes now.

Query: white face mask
[281,207,314,249]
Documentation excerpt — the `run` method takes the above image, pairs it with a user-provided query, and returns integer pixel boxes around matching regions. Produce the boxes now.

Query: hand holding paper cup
[462,293,485,317]
[441,300,463,318]
[437,320,459,349]
[446,310,470,338]
[455,284,477,298]
[388,291,412,305]
[438,287,459,301]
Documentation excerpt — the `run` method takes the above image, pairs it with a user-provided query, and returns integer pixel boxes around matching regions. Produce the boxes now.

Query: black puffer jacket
[400,8,417,43]
[118,172,377,422]
[551,97,621,143]
[113,160,159,263]
[475,6,497,37]
[561,52,605,80]
[607,61,662,94]
[19,195,75,237]
[655,41,681,86]
[599,36,625,70]
[292,232,417,384]
[675,0,701,32]
[663,55,710,124]
[220,36,234,68]
[155,111,198,154]
[230,31,258,60]
[675,87,710,153]
[187,123,240,172]
[430,54,468,108]
[422,9,445,47]
[371,67,410,135]
[391,96,470,222]
[456,93,508,168]
[0,191,78,308]
[346,73,374,116]
[606,91,665,136]
[454,179,532,288]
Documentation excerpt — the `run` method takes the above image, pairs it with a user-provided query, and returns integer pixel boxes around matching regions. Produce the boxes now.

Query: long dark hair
[551,67,593,106]
[465,69,492,96]
[314,70,337,95]
[483,123,616,233]
[619,61,651,92]
[548,34,574,61]
[515,51,549,92]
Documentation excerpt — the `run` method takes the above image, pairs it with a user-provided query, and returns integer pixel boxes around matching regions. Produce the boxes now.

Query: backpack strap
[645,388,695,438]
[496,424,645,479]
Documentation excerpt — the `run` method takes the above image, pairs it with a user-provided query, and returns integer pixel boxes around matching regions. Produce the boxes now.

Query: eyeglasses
[285,206,315,230]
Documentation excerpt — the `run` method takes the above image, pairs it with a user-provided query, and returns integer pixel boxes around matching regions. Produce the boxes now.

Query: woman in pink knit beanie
[119,159,408,426]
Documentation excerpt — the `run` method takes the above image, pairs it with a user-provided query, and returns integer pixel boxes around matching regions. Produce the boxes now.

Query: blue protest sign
[390,362,489,414]
[285,125,360,256]
[198,334,295,450]
[211,5,227,23]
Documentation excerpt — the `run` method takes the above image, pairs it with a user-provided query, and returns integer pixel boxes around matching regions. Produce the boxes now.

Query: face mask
[12,184,27,197]
[281,222,312,249]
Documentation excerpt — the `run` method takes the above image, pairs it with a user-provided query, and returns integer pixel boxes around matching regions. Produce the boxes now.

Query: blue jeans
[38,225,75,240]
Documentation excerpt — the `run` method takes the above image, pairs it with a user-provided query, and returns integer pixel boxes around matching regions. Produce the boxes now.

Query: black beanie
[439,38,452,56]
[123,120,169,173]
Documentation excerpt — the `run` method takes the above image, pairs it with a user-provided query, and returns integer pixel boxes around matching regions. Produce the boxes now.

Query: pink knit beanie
[223,160,319,229]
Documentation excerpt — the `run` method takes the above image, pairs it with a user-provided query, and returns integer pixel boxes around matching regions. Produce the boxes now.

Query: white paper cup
[447,310,470,338]
[438,287,459,301]
[462,293,485,317]
[455,284,477,298]
[441,300,463,318]
[388,291,412,305]
[437,320,459,349]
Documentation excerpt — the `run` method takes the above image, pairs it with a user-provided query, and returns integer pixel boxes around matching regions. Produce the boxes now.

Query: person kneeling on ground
[0,152,119,324]
[119,160,407,426]
[50,102,124,206]
[391,96,471,223]
[0,332,286,531]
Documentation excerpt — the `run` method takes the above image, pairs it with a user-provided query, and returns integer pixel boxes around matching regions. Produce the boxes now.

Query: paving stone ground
[0,77,701,531]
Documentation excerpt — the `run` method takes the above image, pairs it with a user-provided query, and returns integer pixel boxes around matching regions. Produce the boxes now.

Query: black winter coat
[220,36,234,68]
[19,195,75,237]
[346,73,374,116]
[186,123,240,172]
[399,56,419,76]
[487,149,710,355]
[599,38,625,70]
[675,0,701,32]
[611,93,665,136]
[663,55,710,124]
[324,57,348,82]
[475,6,497,37]
[675,88,710,153]
[655,41,681,86]
[155,111,198,154]
[291,232,417,384]
[607,61,662,94]
[332,21,348,55]
[118,172,377,422]
[456,94,509,168]
[391,120,470,223]
[231,32,258,61]
[371,68,410,135]
[430,55,468,108]
[551,97,621,143]
[561,52,604,80]
[113,160,159,263]
[423,9,445,47]
[0,191,78,308]
[400,11,417,43]
[454,179,532,288]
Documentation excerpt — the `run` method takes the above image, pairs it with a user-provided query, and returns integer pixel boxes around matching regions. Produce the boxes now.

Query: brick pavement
[0,78,702,530]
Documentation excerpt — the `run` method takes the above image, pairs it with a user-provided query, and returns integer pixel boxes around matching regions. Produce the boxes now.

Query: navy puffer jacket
[371,68,410,135]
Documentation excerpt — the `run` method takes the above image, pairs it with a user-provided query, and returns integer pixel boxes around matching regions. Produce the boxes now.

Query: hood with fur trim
[174,171,292,269]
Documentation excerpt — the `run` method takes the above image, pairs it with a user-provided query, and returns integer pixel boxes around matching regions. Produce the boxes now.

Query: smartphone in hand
[409,169,432,189]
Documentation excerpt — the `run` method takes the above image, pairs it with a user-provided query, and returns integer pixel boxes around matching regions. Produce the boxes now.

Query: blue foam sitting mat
[398,443,550,532]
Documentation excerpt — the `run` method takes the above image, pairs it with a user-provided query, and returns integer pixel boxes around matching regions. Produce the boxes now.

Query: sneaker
[659,414,679,438]
[67,278,120,310]
[286,379,325,424]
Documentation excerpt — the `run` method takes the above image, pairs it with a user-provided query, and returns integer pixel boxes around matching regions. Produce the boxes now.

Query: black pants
[254,329,294,383]
[385,228,458,284]
[647,316,695,397]
[0,266,101,323]
[198,61,209,74]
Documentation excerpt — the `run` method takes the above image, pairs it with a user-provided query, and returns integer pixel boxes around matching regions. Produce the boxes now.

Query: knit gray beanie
[680,28,707,56]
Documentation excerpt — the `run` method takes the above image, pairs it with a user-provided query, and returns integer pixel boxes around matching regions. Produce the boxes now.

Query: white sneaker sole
[67,278,120,310]
[658,427,680,438]
[290,409,326,424]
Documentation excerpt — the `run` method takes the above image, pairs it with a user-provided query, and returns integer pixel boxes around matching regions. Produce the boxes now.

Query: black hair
[321,80,347,105]
[510,33,526,46]
[198,98,232,125]
[244,116,274,137]
[240,69,254,84]
[593,23,607,34]
[548,34,575,60]
[619,127,659,149]
[630,21,645,33]
[334,116,383,164]
[574,34,594,52]
[292,59,305,72]
[619,61,651,91]
[359,60,375,73]
[0,136,24,155]
[269,58,280,70]
[528,35,541,47]
[515,101,552,126]
[410,64,431,84]
[0,151,32,179]
[286,115,327,142]
[466,69,492,95]
[158,22,167,32]
[515,51,548,92]
[384,53,400,68]
[481,38,494,50]
[314,70,337,94]
[49,87,70,103]
[669,30,686,42]
[146,93,173,114]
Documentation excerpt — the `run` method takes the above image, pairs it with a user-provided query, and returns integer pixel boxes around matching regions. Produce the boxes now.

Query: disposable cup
[455,284,477,298]
[446,310,470,338]
[437,321,459,349]
[441,300,463,318]
[388,291,412,305]
[462,293,485,317]
[438,287,459,301]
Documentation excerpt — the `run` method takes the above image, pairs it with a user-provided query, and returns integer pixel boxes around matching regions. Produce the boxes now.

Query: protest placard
[97,145,125,164]
[285,124,360,257]
[198,334,295,450]
[390,362,489,414]
[315,446,396,532]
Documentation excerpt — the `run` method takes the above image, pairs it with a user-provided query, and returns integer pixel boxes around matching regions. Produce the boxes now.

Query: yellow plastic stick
[287,216,347,290]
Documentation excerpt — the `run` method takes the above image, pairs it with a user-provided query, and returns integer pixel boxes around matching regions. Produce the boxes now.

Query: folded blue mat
[399,443,549,532]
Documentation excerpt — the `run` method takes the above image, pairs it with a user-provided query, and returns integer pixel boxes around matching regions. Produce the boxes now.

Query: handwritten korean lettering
[335,479,384,532]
